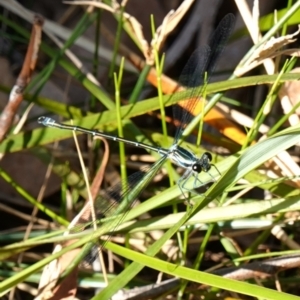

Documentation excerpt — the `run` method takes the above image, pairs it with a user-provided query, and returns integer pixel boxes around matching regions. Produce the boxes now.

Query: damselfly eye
[192,163,202,173]
[203,152,212,161]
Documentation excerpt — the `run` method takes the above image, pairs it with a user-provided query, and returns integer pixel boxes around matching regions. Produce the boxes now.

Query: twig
[0,15,43,142]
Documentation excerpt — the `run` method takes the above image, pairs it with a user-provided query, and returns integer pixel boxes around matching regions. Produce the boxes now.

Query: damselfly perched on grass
[38,13,235,260]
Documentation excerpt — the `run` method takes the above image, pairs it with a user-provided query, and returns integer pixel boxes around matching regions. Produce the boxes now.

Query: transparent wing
[173,13,235,143]
[84,156,166,263]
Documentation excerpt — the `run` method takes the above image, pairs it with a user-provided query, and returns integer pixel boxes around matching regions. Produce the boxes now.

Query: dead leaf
[253,26,300,61]
[65,0,195,64]
[152,0,195,52]
[235,26,300,76]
